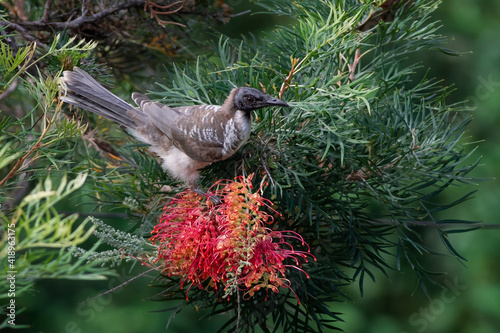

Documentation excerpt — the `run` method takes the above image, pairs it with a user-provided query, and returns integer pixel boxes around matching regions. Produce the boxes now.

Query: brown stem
[0,101,60,188]
[16,0,146,31]
[0,22,47,49]
[279,57,298,100]
[144,0,186,27]
[40,0,54,22]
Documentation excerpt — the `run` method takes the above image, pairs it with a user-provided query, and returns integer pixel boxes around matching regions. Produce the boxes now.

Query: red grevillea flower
[149,174,314,301]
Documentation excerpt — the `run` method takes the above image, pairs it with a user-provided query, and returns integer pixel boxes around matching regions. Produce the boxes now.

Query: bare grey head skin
[233,87,289,112]
[61,67,290,195]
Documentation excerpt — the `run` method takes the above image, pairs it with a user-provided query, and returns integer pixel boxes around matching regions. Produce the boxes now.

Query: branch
[0,98,62,188]
[40,0,54,23]
[0,78,18,101]
[0,131,44,188]
[0,21,47,49]
[144,0,186,27]
[15,0,188,32]
[279,56,299,99]
[15,0,146,31]
[356,0,415,32]
[80,267,157,304]
[369,219,497,229]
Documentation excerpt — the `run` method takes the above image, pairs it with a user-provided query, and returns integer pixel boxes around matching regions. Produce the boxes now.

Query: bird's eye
[245,96,255,104]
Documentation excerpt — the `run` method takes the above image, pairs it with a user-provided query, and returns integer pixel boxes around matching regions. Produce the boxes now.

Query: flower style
[150,174,314,301]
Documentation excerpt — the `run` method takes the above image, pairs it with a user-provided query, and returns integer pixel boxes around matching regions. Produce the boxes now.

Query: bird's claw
[194,188,221,205]
[208,194,221,205]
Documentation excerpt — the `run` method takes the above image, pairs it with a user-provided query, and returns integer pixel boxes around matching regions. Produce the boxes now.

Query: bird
[60,67,290,194]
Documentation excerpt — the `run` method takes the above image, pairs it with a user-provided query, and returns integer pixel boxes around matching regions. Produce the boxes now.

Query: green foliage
[6,174,92,249]
[0,34,97,195]
[0,32,114,329]
[0,174,115,329]
[0,0,481,332]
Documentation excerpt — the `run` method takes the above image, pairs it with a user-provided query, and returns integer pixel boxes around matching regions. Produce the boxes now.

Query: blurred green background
[15,1,500,332]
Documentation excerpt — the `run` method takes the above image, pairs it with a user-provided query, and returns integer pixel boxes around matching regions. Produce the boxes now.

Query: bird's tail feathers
[61,67,139,128]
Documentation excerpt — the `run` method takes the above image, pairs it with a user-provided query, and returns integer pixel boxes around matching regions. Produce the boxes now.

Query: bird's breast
[221,110,251,158]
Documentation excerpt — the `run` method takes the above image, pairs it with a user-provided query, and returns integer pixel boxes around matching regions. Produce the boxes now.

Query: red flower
[150,174,314,301]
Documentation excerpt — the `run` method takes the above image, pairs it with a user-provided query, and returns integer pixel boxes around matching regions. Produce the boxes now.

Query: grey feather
[133,93,181,140]
[63,67,144,128]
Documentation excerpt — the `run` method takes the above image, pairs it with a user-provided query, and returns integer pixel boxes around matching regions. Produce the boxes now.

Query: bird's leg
[194,187,221,205]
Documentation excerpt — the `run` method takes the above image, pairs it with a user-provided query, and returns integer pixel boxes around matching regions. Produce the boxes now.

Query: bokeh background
[13,1,500,332]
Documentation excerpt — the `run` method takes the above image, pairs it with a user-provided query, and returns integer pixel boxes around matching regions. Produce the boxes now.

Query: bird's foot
[194,188,221,205]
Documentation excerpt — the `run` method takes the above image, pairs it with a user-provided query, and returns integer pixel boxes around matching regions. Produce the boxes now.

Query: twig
[230,10,251,18]
[16,0,186,32]
[80,0,88,17]
[346,159,396,181]
[0,78,18,101]
[0,96,61,188]
[279,56,299,99]
[0,21,47,49]
[235,288,241,333]
[337,48,366,86]
[13,0,27,20]
[356,0,415,32]
[348,48,361,82]
[80,267,157,304]
[16,0,145,31]
[144,0,186,27]
[259,148,275,187]
[40,0,54,22]
[337,52,348,87]
[368,219,498,229]
[60,211,131,219]
[0,132,44,188]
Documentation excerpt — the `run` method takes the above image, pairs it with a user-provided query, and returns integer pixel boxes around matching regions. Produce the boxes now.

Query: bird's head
[233,87,289,112]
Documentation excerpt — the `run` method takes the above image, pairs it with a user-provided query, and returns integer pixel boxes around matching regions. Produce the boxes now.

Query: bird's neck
[221,88,240,115]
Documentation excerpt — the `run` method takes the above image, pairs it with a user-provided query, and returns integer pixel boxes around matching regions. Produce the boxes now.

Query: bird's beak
[264,96,290,108]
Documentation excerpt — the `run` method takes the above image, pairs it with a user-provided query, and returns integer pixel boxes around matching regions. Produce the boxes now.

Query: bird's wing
[134,93,181,139]
[169,106,229,162]
[139,100,228,162]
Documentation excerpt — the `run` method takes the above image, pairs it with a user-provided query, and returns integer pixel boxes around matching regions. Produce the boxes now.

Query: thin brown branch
[348,48,361,82]
[369,219,494,229]
[356,0,415,32]
[0,143,39,188]
[13,0,27,20]
[279,56,299,100]
[16,0,145,31]
[259,147,275,187]
[145,0,183,10]
[345,160,396,181]
[0,96,61,188]
[337,52,348,87]
[16,0,187,32]
[0,21,48,49]
[79,268,157,305]
[0,79,19,101]
[40,0,54,22]
[144,0,186,27]
[337,48,367,87]
[229,10,251,18]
